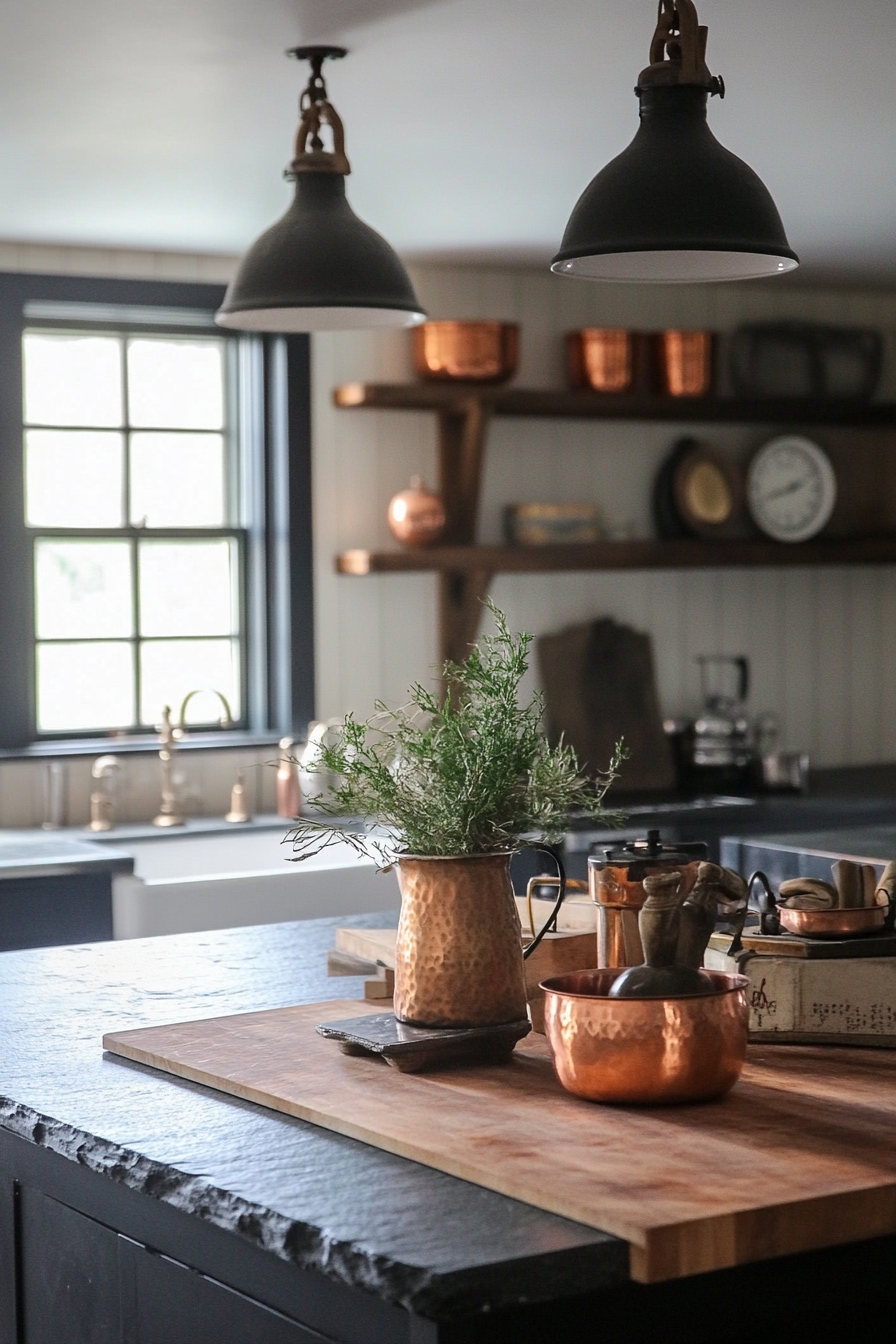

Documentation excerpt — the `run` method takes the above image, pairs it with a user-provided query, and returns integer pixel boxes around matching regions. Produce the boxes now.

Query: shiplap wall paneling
[313,263,896,768]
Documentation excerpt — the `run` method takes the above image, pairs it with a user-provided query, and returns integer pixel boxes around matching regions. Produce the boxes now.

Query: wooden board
[334,926,597,1031]
[708,927,896,959]
[335,926,596,992]
[105,1000,896,1285]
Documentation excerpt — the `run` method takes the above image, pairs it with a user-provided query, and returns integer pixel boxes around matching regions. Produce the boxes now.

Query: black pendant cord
[522,845,567,961]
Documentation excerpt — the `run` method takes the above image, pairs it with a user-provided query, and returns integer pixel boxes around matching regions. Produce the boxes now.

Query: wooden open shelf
[334,382,896,427]
[337,537,896,576]
[333,380,896,671]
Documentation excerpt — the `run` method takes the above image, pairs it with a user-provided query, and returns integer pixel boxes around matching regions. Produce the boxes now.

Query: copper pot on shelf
[567,329,635,393]
[393,853,528,1028]
[412,320,519,384]
[657,330,715,397]
[588,831,708,969]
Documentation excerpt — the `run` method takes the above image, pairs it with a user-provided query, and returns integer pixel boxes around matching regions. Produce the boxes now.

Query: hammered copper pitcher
[393,854,528,1028]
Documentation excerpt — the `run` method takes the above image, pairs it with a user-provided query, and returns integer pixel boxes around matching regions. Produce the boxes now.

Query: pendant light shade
[217,47,425,332]
[551,1,798,284]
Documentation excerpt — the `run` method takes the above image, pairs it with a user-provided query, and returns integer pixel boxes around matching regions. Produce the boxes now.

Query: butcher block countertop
[6,912,896,1339]
[105,997,896,1284]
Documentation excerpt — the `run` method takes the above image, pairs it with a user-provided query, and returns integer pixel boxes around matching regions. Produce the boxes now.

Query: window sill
[0,731,287,761]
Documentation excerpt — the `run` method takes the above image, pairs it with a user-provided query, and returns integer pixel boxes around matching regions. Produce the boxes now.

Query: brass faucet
[152,690,234,828]
[87,755,122,832]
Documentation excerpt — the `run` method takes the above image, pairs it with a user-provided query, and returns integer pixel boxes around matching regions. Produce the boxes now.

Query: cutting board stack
[330,890,598,1032]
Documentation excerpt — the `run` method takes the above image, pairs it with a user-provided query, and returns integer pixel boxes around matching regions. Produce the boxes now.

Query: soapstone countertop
[0,829,134,878]
[722,823,896,888]
[0,914,624,1320]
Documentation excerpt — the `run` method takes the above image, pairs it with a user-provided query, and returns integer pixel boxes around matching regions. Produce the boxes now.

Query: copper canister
[567,329,634,393]
[658,330,715,397]
[588,831,708,969]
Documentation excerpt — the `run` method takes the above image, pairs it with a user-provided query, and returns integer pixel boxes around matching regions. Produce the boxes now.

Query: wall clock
[746,436,837,542]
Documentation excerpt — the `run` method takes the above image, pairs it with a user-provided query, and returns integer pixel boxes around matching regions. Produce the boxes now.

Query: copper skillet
[750,872,895,940]
[777,898,890,939]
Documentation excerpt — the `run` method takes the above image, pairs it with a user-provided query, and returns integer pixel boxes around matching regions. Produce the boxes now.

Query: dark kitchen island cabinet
[2,914,896,1344]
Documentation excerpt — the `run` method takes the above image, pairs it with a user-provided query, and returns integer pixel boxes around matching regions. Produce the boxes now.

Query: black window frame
[0,272,314,752]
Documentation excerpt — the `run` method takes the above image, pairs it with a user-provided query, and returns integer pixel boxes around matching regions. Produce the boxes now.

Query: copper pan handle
[748,870,779,935]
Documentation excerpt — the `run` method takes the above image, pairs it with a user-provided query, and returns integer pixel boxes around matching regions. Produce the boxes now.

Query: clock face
[746,436,837,542]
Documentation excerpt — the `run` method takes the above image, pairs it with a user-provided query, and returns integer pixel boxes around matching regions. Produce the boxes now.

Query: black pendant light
[217,46,425,331]
[551,0,798,283]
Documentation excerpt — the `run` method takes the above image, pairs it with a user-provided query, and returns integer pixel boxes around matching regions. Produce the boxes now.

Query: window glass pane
[26,430,124,527]
[37,641,135,732]
[35,540,133,639]
[139,639,240,727]
[129,433,225,527]
[138,539,237,637]
[23,333,122,427]
[127,338,224,429]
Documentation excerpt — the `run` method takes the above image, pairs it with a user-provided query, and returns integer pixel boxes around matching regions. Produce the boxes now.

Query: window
[0,275,314,750]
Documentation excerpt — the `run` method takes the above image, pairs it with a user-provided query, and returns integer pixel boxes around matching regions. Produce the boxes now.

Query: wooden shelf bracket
[436,396,494,667]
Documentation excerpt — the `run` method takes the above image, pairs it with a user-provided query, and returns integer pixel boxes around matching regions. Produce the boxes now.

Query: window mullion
[23,316,256,739]
[120,334,130,528]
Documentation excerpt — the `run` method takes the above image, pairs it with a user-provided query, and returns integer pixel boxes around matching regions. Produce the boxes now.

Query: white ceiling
[0,0,894,281]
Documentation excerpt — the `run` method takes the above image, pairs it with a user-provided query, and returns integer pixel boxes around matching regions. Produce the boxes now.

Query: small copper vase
[387,475,447,547]
[393,854,528,1027]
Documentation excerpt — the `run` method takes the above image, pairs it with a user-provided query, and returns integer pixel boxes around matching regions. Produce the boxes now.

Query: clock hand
[761,476,811,502]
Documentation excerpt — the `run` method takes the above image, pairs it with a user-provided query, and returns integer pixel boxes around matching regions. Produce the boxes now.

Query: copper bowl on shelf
[541,968,749,1105]
[412,321,519,384]
[777,901,889,940]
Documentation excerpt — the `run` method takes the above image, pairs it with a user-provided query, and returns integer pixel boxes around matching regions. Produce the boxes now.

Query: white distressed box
[705,946,896,1046]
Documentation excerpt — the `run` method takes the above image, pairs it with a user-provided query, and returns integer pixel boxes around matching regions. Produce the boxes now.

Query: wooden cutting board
[334,926,597,993]
[104,1000,896,1284]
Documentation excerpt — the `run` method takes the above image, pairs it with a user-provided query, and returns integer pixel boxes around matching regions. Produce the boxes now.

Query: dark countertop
[0,831,133,878]
[561,763,896,875]
[722,824,896,890]
[0,914,624,1320]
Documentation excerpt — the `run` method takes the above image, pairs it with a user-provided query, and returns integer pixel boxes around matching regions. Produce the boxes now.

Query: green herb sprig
[286,604,624,865]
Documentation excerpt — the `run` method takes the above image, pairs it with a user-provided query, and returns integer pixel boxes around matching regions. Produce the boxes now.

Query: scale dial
[746,436,837,543]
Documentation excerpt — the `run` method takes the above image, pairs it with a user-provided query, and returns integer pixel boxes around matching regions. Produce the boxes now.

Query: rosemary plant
[286,605,623,866]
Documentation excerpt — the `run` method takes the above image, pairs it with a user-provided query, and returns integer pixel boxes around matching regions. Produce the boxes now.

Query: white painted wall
[314,263,896,768]
[1,241,896,809]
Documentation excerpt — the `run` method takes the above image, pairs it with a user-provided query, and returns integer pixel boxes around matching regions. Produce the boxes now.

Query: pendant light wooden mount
[637,0,723,96]
[287,45,351,177]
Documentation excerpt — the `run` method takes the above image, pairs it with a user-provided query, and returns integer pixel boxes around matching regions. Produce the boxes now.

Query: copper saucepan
[541,968,750,1105]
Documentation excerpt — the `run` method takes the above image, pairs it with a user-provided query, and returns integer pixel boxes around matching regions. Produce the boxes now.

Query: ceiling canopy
[0,0,892,281]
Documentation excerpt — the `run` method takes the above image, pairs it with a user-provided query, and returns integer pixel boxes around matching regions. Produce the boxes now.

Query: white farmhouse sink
[111,826,398,939]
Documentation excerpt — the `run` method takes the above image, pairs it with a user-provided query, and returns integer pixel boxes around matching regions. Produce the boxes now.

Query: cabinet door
[17,1187,330,1344]
[19,1187,122,1344]
[122,1239,328,1344]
